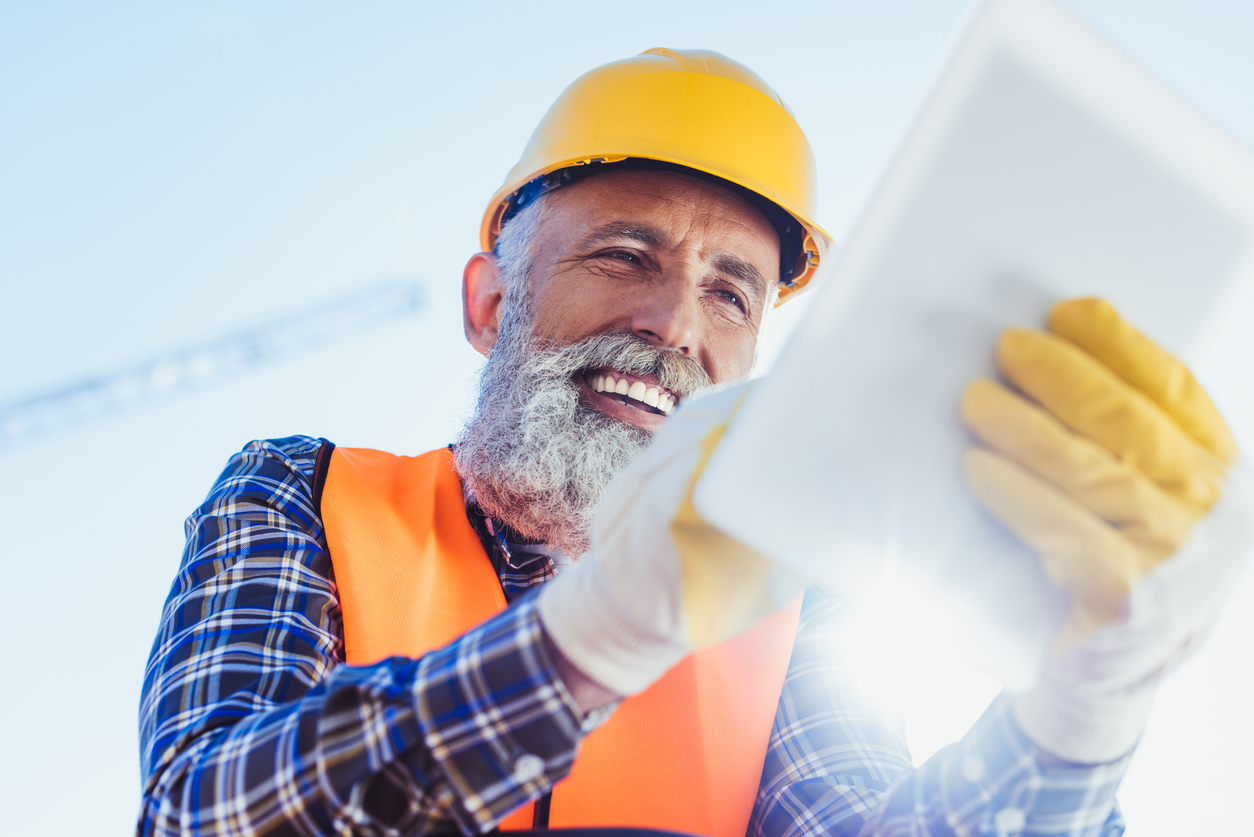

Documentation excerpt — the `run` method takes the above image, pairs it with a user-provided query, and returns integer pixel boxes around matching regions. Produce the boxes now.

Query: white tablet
[693,0,1254,689]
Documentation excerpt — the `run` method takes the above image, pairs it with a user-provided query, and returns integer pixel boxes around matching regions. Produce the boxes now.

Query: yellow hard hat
[480,48,831,303]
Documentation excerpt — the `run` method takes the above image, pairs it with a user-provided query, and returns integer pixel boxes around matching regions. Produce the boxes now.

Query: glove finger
[963,445,1152,623]
[1049,298,1238,464]
[962,378,1200,558]
[997,329,1225,510]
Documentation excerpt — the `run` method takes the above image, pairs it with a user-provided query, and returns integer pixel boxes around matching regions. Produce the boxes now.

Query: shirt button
[513,753,546,783]
[994,807,1026,834]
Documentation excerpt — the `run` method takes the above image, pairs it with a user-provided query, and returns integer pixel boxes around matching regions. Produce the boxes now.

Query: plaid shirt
[138,436,1129,836]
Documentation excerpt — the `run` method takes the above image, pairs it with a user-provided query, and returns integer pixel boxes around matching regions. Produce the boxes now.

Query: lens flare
[836,567,1002,765]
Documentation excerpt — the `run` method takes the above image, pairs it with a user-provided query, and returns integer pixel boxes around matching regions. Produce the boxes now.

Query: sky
[2,0,1253,834]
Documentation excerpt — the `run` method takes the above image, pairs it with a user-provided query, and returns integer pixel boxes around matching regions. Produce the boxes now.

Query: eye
[598,249,642,265]
[715,288,746,312]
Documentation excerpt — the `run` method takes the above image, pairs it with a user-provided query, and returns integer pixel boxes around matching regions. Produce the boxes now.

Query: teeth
[590,370,677,414]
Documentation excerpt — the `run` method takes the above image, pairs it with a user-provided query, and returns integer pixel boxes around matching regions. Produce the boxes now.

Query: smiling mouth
[583,369,678,416]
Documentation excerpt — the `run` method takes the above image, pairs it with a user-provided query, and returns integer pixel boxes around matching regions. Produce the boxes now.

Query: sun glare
[835,567,1003,765]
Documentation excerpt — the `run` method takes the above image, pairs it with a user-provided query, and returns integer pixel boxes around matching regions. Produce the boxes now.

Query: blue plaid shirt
[137,436,1129,836]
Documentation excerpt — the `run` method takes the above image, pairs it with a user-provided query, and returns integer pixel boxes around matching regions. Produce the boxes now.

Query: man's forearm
[140,597,595,837]
[139,660,448,837]
[855,696,1129,837]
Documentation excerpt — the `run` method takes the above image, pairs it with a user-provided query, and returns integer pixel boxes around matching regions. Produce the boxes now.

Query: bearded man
[138,49,1250,837]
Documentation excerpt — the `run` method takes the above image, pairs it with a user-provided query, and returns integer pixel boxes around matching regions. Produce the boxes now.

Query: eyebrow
[576,222,666,250]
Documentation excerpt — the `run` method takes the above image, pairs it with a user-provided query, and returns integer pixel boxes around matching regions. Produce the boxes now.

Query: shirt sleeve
[137,437,595,837]
[749,588,1130,837]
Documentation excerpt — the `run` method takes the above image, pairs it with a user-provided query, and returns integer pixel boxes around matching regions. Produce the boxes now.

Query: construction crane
[0,280,425,451]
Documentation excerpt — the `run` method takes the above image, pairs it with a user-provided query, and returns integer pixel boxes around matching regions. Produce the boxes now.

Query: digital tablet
[693,0,1254,689]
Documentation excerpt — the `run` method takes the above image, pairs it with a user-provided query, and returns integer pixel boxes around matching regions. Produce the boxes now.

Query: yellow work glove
[962,297,1236,640]
[537,381,803,696]
[961,297,1252,761]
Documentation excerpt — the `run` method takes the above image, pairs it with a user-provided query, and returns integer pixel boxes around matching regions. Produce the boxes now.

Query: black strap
[310,438,336,519]
[532,792,553,829]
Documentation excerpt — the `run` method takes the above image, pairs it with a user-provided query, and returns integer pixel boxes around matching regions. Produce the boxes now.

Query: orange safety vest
[321,446,801,836]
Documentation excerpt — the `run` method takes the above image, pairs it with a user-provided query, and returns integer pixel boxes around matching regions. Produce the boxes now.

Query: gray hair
[491,197,549,344]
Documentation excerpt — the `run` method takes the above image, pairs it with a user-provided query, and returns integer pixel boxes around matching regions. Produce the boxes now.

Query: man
[138,49,1250,836]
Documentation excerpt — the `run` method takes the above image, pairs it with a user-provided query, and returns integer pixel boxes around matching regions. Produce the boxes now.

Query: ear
[463,252,504,357]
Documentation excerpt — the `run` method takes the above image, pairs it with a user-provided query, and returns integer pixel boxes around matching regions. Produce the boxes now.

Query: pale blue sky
[2,1,1252,833]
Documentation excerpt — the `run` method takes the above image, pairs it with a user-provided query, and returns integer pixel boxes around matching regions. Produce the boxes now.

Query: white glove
[537,382,804,696]
[1009,456,1253,762]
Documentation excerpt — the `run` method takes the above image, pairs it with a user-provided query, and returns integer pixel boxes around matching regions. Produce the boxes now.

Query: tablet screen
[695,0,1254,689]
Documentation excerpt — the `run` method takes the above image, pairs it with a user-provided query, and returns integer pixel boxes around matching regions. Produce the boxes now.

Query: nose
[630,275,699,354]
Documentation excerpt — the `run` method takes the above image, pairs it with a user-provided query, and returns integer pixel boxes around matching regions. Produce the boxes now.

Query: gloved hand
[961,297,1253,762]
[537,382,805,696]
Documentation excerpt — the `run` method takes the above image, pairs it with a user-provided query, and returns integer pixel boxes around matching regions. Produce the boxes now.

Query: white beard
[454,327,711,558]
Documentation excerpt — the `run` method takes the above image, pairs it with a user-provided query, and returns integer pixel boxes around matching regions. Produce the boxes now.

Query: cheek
[529,276,626,342]
[703,329,759,382]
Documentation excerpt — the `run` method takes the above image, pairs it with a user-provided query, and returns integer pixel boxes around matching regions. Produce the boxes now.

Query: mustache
[522,332,713,399]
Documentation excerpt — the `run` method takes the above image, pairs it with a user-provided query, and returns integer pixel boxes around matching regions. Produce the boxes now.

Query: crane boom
[0,281,425,450]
